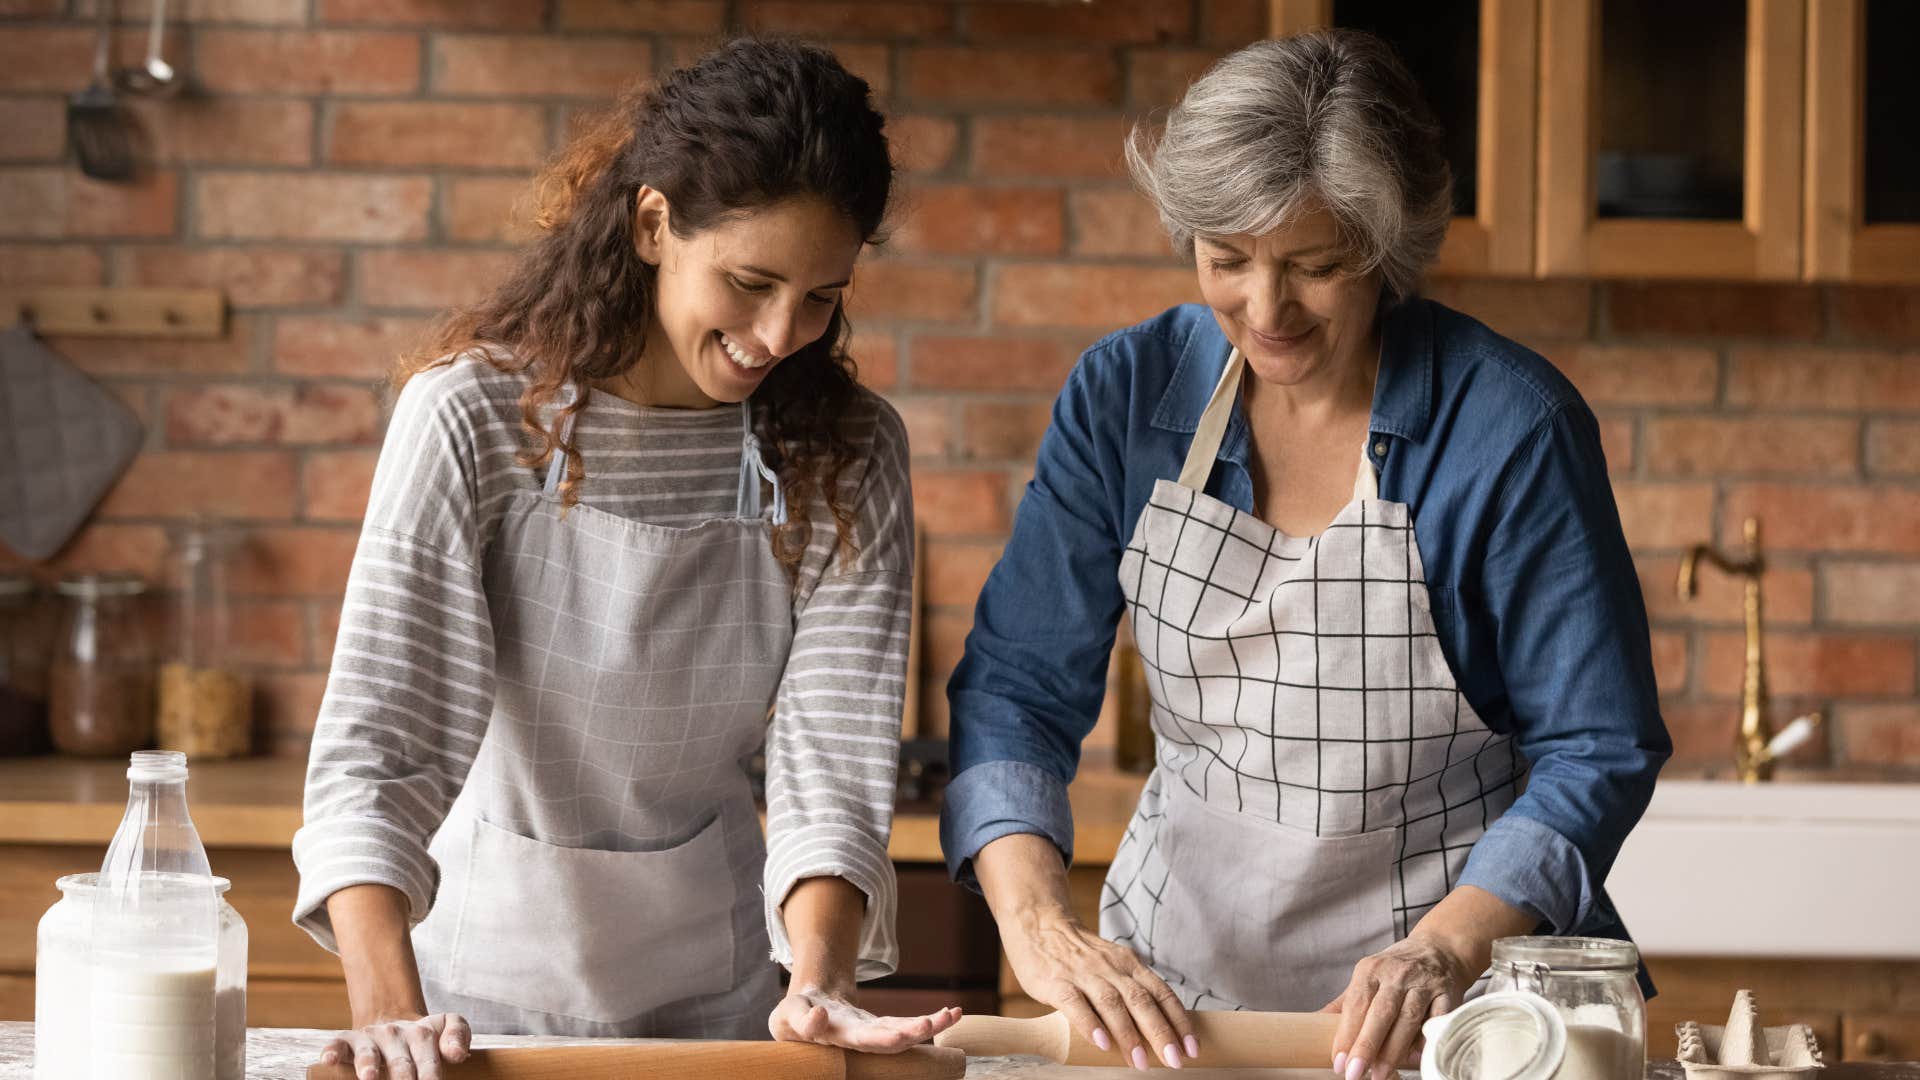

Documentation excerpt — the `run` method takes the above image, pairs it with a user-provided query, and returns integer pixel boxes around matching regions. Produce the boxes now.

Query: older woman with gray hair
[941,28,1668,1076]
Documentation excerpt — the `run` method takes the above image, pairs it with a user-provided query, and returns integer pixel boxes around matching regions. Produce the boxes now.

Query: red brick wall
[3,1,1916,772]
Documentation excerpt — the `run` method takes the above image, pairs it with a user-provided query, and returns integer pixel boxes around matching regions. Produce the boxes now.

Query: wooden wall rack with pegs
[2,287,226,339]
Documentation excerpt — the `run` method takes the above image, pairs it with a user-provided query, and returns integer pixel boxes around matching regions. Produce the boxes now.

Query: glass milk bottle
[34,750,249,1080]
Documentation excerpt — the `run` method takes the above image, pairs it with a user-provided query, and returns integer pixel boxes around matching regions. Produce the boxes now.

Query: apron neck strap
[737,400,787,525]
[1176,348,1246,491]
[1352,445,1378,501]
[542,391,582,497]
[1175,347,1382,502]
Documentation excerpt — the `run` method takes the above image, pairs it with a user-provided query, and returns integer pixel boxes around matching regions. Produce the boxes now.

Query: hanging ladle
[118,0,182,97]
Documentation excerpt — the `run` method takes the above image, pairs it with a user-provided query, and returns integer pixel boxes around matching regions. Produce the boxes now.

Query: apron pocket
[1150,783,1398,1011]
[447,812,737,1024]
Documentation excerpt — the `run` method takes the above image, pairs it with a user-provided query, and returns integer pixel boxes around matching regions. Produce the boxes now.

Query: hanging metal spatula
[68,0,136,181]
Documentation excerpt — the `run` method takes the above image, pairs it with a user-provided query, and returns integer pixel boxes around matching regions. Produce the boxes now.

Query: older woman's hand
[1324,934,1475,1080]
[1001,908,1197,1070]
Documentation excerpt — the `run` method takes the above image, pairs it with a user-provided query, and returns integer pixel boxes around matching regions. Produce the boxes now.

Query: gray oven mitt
[0,325,144,561]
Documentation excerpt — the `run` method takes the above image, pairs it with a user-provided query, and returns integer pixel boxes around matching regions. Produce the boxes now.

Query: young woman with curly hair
[291,38,953,1078]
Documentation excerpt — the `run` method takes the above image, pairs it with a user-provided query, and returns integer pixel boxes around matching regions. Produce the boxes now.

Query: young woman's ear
[633,186,670,265]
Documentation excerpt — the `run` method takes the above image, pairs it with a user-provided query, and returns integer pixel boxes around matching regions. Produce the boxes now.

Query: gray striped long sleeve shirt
[291,354,912,981]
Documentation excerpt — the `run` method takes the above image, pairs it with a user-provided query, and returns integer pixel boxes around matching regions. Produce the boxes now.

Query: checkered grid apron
[1100,349,1524,1011]
[411,400,792,1038]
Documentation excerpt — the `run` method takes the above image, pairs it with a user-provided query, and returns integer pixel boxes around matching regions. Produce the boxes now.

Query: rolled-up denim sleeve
[1457,402,1671,932]
[942,353,1131,890]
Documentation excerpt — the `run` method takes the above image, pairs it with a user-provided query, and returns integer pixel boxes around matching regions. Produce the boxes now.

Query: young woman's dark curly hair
[397,37,893,580]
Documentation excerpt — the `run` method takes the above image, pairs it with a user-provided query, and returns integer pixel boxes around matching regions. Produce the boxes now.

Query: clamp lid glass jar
[1488,937,1645,1080]
[49,573,154,757]
[157,524,251,759]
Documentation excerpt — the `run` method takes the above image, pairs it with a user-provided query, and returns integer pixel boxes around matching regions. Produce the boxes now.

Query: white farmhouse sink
[1607,780,1920,958]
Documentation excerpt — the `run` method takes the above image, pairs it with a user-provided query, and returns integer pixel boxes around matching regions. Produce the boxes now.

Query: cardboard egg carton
[1677,990,1825,1080]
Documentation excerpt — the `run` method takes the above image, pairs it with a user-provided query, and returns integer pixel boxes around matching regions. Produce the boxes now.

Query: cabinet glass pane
[1596,0,1746,220]
[1864,0,1920,224]
[1332,0,1479,217]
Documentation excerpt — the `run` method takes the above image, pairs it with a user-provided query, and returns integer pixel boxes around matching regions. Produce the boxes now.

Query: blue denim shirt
[941,299,1671,953]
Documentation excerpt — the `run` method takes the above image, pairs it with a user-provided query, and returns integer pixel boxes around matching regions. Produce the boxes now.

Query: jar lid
[1491,935,1640,972]
[0,574,34,599]
[54,572,148,599]
[1422,991,1567,1080]
[57,872,232,895]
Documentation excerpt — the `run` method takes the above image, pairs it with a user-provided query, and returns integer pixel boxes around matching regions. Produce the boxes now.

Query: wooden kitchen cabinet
[1803,0,1920,282]
[1843,1015,1920,1063]
[1269,0,1540,277]
[1537,0,1805,279]
[1269,0,1911,282]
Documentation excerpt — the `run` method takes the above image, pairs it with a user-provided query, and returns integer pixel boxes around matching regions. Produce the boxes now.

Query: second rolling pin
[935,1010,1341,1068]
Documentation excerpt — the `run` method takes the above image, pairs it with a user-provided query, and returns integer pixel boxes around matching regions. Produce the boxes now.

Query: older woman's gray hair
[1126,29,1452,306]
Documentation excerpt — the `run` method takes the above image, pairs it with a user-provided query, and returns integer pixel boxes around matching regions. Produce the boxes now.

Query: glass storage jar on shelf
[0,573,51,756]
[49,573,154,757]
[157,524,252,759]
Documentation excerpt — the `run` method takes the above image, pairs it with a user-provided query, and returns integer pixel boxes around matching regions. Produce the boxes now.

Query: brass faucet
[1677,517,1822,782]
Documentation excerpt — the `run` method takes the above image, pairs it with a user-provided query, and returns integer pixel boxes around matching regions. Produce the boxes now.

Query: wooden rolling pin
[305,1041,965,1079]
[935,1009,1341,1068]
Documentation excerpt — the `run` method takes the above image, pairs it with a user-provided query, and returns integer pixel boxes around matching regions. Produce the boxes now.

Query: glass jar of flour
[1420,937,1645,1080]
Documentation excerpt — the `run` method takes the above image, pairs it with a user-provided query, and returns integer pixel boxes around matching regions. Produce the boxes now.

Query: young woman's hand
[315,1012,470,1080]
[769,987,962,1053]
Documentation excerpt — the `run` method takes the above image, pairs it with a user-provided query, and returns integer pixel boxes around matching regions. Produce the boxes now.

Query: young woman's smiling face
[629,188,862,408]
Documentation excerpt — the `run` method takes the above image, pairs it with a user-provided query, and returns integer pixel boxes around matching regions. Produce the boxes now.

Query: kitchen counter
[0,1020,1310,1078]
[6,1022,1915,1080]
[0,749,1158,864]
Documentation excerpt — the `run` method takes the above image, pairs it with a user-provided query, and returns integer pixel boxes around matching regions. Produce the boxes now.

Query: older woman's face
[1194,206,1383,390]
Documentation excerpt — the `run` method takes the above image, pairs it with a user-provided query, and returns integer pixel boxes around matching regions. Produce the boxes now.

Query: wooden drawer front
[857,987,999,1020]
[1842,1014,1920,1062]
[249,978,352,1030]
[894,864,999,982]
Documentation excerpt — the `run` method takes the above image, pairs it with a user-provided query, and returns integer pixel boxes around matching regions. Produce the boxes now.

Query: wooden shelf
[1,287,225,338]
[0,751,1156,865]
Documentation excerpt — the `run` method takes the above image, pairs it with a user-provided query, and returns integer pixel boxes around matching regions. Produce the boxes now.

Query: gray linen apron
[1100,348,1524,1011]
[411,397,792,1038]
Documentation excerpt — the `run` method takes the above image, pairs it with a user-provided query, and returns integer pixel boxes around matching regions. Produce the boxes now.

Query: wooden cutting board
[306,1041,964,1079]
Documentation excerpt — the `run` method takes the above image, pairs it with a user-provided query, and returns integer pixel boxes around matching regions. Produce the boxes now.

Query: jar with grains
[156,525,251,759]
[0,574,52,756]
[49,573,155,757]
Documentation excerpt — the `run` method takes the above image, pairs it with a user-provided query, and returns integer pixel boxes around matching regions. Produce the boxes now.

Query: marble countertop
[6,1023,1919,1080]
